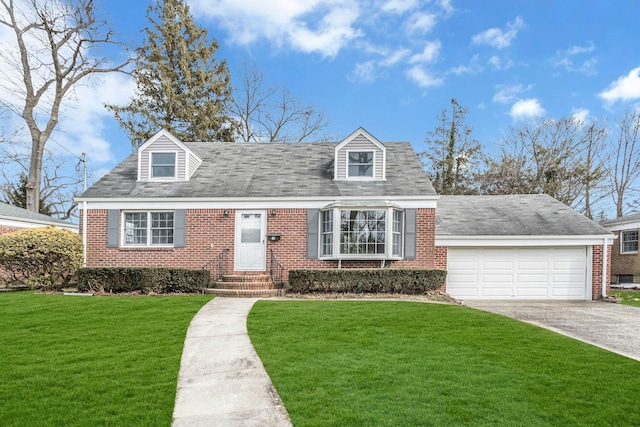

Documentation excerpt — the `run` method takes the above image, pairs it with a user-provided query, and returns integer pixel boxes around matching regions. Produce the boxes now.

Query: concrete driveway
[464,301,640,362]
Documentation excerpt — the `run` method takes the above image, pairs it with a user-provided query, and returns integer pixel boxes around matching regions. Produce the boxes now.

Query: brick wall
[0,225,21,235]
[83,208,437,275]
[609,230,640,282]
[591,244,612,299]
[434,246,447,270]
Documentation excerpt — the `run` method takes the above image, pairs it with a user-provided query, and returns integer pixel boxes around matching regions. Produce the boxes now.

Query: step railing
[202,248,230,284]
[269,249,285,287]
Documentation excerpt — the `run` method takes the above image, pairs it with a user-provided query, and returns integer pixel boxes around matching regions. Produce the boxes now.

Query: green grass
[248,300,640,427]
[612,291,640,307]
[0,291,213,427]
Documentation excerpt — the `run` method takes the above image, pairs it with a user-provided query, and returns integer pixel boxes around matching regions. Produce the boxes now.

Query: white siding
[188,153,202,179]
[336,135,384,180]
[140,135,186,180]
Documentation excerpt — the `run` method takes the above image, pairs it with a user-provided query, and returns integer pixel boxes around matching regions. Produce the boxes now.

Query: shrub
[0,226,83,290]
[76,267,209,294]
[288,268,447,294]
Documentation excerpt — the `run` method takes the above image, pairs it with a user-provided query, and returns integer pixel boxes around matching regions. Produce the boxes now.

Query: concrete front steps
[206,274,286,298]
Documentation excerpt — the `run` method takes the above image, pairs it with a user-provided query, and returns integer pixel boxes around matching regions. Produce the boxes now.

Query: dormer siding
[334,128,386,181]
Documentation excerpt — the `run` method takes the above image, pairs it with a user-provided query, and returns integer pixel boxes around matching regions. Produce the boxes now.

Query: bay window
[319,206,404,258]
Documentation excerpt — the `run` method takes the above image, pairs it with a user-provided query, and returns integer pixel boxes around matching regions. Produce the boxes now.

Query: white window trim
[319,207,403,260]
[149,151,178,181]
[346,150,376,180]
[620,229,638,254]
[122,210,175,247]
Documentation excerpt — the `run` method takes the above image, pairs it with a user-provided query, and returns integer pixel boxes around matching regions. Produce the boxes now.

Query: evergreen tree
[421,99,482,195]
[2,173,53,216]
[107,0,235,147]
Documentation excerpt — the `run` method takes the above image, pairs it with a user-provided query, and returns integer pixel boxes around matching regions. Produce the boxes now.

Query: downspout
[601,238,608,299]
[82,201,88,267]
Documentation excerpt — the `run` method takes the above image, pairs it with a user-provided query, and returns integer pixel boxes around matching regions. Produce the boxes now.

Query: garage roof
[436,194,611,237]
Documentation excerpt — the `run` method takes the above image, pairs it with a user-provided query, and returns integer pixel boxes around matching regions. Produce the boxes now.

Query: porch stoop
[206,273,287,298]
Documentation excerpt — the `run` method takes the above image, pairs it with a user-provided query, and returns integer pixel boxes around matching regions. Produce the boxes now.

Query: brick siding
[82,208,437,276]
[609,230,640,283]
[591,244,612,299]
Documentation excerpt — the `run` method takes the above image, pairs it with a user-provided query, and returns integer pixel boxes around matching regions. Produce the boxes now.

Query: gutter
[602,237,608,298]
[82,201,88,266]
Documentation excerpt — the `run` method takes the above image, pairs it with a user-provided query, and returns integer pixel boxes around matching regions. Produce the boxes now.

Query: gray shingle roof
[436,194,610,236]
[0,202,75,227]
[600,212,640,227]
[80,142,436,199]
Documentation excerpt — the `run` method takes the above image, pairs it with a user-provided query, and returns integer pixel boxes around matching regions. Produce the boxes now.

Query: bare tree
[230,62,329,142]
[478,116,607,214]
[0,0,129,213]
[0,139,84,219]
[609,109,640,217]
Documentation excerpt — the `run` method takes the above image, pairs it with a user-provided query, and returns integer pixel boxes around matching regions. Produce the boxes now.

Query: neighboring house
[76,128,612,300]
[0,202,78,234]
[601,213,640,284]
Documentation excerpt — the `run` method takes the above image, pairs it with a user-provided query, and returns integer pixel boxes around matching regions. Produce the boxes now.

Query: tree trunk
[26,131,45,213]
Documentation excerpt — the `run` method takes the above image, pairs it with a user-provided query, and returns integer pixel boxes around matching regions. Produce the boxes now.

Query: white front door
[235,211,266,271]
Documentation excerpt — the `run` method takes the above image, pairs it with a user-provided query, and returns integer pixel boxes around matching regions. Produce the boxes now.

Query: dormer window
[348,151,374,178]
[334,128,386,181]
[151,152,176,179]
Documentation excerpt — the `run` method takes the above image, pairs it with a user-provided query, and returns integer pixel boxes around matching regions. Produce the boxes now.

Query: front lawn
[248,300,640,426]
[613,291,640,307]
[0,291,213,427]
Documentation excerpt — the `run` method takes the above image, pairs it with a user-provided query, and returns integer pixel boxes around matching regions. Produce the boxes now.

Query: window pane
[392,210,403,257]
[124,212,147,245]
[321,210,333,256]
[150,212,174,245]
[151,153,176,178]
[241,229,261,243]
[348,151,373,177]
[622,230,638,253]
[339,210,385,255]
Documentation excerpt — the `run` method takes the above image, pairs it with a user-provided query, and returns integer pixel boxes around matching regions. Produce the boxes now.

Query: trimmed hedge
[77,267,209,294]
[288,268,447,294]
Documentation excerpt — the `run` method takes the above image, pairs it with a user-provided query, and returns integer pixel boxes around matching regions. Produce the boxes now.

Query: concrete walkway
[464,300,640,362]
[172,297,293,427]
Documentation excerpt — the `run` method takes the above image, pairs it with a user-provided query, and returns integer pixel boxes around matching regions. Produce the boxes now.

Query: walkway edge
[172,297,293,427]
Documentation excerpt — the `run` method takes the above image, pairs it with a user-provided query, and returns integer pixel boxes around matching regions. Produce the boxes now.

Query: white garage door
[447,247,588,300]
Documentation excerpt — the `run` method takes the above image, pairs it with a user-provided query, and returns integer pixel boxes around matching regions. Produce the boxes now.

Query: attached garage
[435,195,614,301]
[447,247,588,300]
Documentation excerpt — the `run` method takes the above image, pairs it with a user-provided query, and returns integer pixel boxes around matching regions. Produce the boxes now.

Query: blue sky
[3,0,640,186]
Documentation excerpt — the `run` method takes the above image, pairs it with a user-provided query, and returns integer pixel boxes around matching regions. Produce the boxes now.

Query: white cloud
[571,108,590,124]
[566,42,595,56]
[472,16,525,49]
[599,66,640,103]
[488,55,514,70]
[406,12,437,34]
[553,41,597,74]
[379,48,411,66]
[510,98,545,120]
[409,40,441,64]
[349,61,377,83]
[449,54,482,75]
[492,83,532,104]
[406,65,444,89]
[189,0,362,58]
[381,0,418,14]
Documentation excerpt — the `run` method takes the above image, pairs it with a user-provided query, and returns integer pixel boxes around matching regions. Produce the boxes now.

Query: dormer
[137,129,202,182]
[334,127,386,181]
